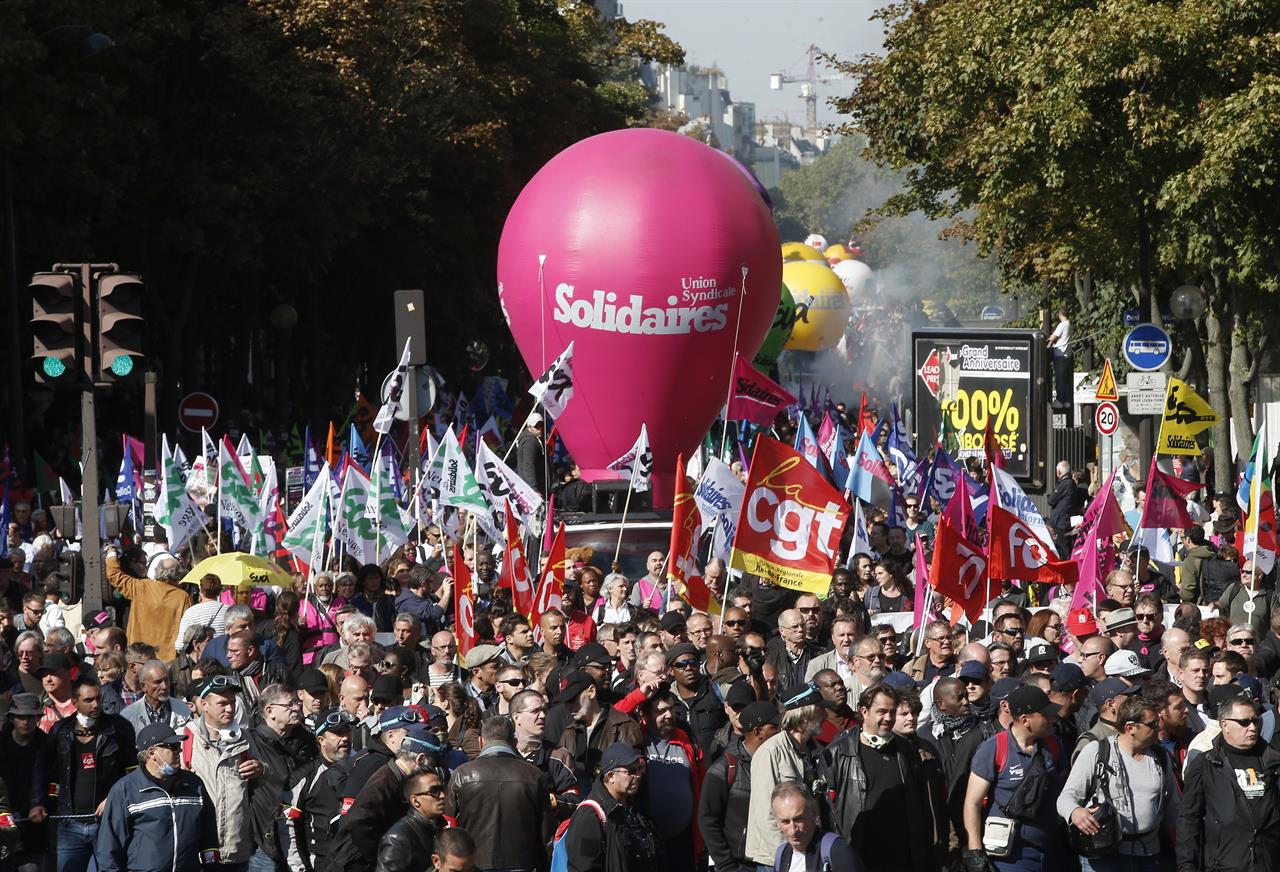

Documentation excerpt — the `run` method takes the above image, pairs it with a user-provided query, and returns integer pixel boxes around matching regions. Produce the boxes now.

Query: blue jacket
[203,632,285,668]
[95,767,219,872]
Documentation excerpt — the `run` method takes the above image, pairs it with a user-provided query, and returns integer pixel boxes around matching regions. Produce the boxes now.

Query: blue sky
[621,0,889,126]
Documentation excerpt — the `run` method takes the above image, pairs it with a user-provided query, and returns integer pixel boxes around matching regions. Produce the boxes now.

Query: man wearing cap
[657,611,688,649]
[341,706,427,810]
[665,642,727,752]
[515,413,545,493]
[1103,608,1141,654]
[1066,607,1101,655]
[37,651,77,733]
[1105,649,1152,686]
[183,675,264,870]
[555,670,644,793]
[699,700,779,872]
[1,692,49,872]
[445,715,554,871]
[48,676,138,872]
[298,668,333,717]
[818,683,938,871]
[120,660,192,734]
[1047,663,1087,749]
[283,708,357,872]
[1022,641,1058,677]
[1178,691,1280,872]
[637,691,704,872]
[562,741,662,872]
[963,685,1067,872]
[1073,678,1140,763]
[462,644,502,714]
[95,722,219,872]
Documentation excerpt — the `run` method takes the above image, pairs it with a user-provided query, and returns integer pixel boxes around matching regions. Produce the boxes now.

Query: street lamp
[1169,284,1206,320]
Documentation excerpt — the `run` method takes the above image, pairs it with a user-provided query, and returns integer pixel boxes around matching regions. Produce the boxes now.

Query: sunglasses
[1136,613,1158,622]
[670,659,698,670]
[199,675,236,698]
[413,786,447,798]
[1130,719,1159,731]
[376,661,397,671]
[1230,638,1257,647]
[999,627,1025,636]
[498,678,526,688]
[797,607,820,615]
[725,620,747,628]
[1223,716,1262,727]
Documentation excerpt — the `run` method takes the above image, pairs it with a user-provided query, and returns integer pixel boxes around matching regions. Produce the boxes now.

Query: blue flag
[115,450,135,504]
[887,402,919,497]
[303,426,322,491]
[826,423,852,489]
[793,415,826,475]
[349,424,371,471]
[845,430,892,504]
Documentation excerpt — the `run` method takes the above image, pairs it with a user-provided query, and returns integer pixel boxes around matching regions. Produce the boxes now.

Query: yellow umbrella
[182,552,293,589]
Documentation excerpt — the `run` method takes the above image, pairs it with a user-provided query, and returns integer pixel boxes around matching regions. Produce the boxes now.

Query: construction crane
[769,44,847,134]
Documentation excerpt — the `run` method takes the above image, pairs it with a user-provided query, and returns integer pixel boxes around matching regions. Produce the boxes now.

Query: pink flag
[1140,455,1200,529]
[123,434,146,491]
[943,469,977,542]
[912,532,930,630]
[817,412,836,457]
[726,354,798,425]
[1070,468,1124,610]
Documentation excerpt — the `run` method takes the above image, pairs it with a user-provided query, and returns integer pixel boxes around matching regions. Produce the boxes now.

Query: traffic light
[28,271,79,384]
[95,272,144,381]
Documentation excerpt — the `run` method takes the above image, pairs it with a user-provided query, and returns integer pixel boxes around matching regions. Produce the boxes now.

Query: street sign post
[1095,358,1119,401]
[1122,323,1172,371]
[1095,401,1120,436]
[1126,372,1167,415]
[178,392,220,433]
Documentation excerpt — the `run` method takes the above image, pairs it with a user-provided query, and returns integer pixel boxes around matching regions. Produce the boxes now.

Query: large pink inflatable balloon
[497,129,781,507]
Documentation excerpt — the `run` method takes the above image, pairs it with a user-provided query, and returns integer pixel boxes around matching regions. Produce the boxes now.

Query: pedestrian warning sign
[1095,358,1119,402]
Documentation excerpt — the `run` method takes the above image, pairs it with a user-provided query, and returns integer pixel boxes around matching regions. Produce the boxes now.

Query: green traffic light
[109,354,134,377]
[41,357,67,378]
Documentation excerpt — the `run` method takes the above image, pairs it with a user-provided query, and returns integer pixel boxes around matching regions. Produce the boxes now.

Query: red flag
[500,503,536,617]
[942,467,977,543]
[983,420,1006,469]
[325,422,337,468]
[1139,455,1200,529]
[730,436,850,595]
[988,504,1078,585]
[667,455,711,611]
[726,354,798,425]
[929,518,989,623]
[453,544,478,657]
[530,523,566,641]
[857,392,873,437]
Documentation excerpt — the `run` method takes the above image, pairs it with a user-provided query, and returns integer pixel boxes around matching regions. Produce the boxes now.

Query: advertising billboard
[913,329,1047,488]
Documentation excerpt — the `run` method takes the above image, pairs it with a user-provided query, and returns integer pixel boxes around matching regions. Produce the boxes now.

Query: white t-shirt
[1049,319,1070,352]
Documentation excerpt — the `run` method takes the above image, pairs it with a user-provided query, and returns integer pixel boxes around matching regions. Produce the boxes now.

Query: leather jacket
[444,744,554,869]
[374,809,445,872]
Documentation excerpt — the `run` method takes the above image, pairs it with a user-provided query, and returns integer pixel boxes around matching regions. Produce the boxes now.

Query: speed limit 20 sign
[1094,401,1120,436]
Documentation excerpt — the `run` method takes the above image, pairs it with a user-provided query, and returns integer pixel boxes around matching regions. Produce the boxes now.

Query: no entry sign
[179,392,220,433]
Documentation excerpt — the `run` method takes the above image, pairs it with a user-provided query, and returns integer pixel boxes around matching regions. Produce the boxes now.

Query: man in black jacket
[444,715,554,870]
[698,702,779,872]
[928,676,998,851]
[818,683,937,872]
[250,684,317,872]
[1046,461,1086,557]
[46,676,137,872]
[1178,694,1280,872]
[374,769,449,872]
[667,643,727,752]
[563,742,662,872]
[284,709,358,872]
[515,415,546,493]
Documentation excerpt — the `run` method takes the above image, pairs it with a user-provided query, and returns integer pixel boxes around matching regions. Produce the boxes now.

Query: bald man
[103,547,190,660]
[721,607,750,640]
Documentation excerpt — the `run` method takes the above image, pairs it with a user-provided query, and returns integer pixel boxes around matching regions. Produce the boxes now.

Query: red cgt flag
[452,544,478,657]
[730,436,850,596]
[987,504,1078,586]
[500,502,536,618]
[929,518,990,623]
[530,523,566,642]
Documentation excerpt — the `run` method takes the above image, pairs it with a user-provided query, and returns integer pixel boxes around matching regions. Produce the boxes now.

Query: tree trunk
[1229,284,1256,464]
[1205,263,1232,494]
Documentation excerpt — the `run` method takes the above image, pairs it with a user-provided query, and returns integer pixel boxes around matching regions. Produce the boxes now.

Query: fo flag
[529,342,575,420]
[607,424,653,492]
[374,339,413,435]
[726,354,797,425]
[988,504,1078,586]
[499,503,535,617]
[730,436,850,596]
[530,524,566,642]
[929,518,989,622]
[453,544,478,657]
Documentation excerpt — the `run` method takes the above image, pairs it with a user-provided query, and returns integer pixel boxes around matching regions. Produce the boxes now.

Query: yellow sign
[1095,358,1119,401]
[1156,377,1221,455]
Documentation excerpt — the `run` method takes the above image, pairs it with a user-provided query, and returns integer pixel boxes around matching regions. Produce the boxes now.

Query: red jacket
[640,721,705,859]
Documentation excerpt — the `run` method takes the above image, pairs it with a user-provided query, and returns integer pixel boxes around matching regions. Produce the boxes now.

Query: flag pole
[613,479,634,567]
[371,433,385,565]
[720,267,750,459]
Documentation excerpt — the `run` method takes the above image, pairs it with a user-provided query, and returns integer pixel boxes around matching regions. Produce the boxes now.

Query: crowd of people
[0,422,1274,872]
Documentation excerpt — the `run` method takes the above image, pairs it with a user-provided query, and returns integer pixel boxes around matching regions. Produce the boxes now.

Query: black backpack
[1201,558,1241,605]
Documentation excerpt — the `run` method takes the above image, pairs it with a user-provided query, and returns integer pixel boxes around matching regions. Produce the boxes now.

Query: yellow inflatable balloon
[781,241,825,263]
[824,244,853,264]
[783,260,851,351]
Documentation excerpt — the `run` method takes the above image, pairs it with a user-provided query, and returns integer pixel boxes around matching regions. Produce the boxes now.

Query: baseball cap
[724,679,756,710]
[780,682,824,710]
[463,645,503,670]
[136,722,183,753]
[659,612,687,633]
[1235,673,1264,702]
[958,661,989,682]
[1051,662,1086,693]
[35,652,74,676]
[297,668,330,697]
[400,724,444,755]
[375,706,423,734]
[371,675,403,704]
[419,704,448,730]
[1089,677,1140,708]
[1024,641,1058,666]
[664,643,699,667]
[599,742,643,774]
[1006,685,1059,718]
[1068,608,1099,637]
[1208,684,1245,715]
[1104,649,1151,678]
[84,610,114,631]
[1103,608,1138,633]
[311,707,358,737]
[881,671,915,690]
[991,677,1023,702]
[553,671,596,705]
[739,701,781,732]
[572,643,613,670]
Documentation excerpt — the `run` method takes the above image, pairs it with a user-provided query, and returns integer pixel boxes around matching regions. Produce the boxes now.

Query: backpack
[1202,562,1242,607]
[550,799,606,872]
[724,751,738,788]
[985,731,1064,811]
[774,831,839,872]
